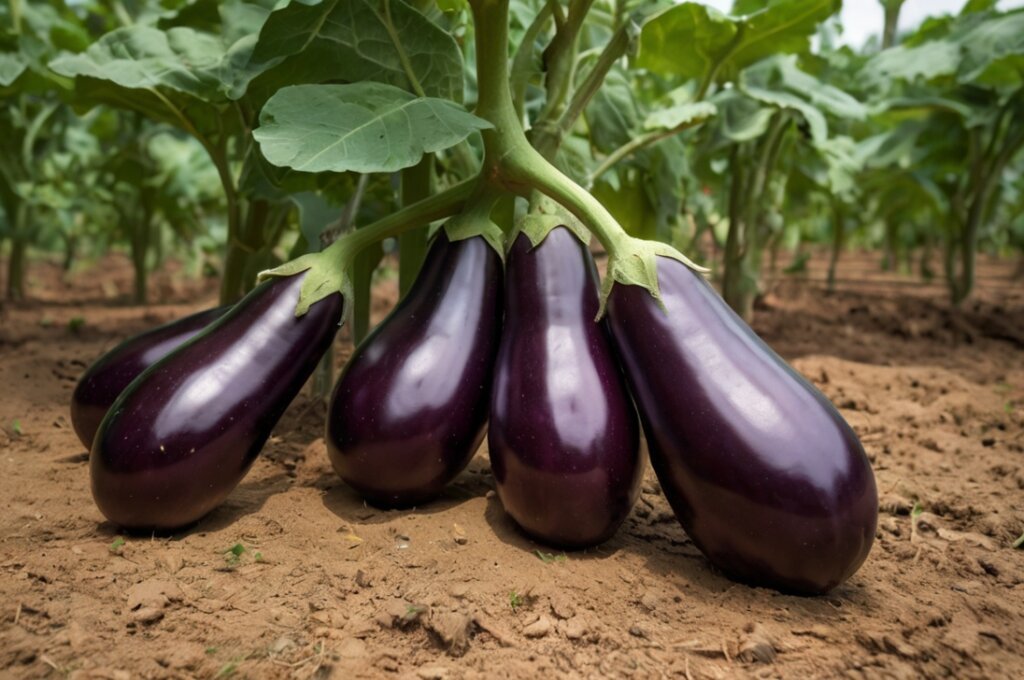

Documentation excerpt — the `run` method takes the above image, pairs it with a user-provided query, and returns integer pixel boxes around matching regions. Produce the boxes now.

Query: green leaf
[863,41,960,87]
[637,3,735,81]
[0,53,28,87]
[644,102,717,132]
[712,89,775,143]
[252,0,465,100]
[254,82,490,174]
[638,0,839,83]
[290,192,344,252]
[1013,532,1024,549]
[50,26,227,100]
[957,12,1024,87]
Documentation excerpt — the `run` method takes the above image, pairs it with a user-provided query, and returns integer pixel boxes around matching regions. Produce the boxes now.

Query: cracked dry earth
[0,252,1022,679]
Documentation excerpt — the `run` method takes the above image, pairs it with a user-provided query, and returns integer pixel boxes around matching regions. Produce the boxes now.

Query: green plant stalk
[722,144,747,310]
[8,0,22,34]
[399,158,435,298]
[827,199,845,293]
[533,18,633,161]
[588,118,706,187]
[952,121,1024,305]
[510,4,554,120]
[6,235,27,302]
[536,0,596,125]
[338,178,475,258]
[470,0,630,257]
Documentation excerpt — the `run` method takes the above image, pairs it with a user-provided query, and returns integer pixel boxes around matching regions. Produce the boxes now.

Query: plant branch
[510,4,554,119]
[334,178,475,256]
[588,117,706,186]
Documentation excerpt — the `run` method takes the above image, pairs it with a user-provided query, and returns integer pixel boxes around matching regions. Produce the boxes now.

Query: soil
[1,250,1022,679]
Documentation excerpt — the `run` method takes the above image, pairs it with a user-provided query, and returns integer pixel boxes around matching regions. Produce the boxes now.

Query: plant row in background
[1,0,1022,317]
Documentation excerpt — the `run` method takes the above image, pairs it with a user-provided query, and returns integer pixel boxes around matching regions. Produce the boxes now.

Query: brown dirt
[1,251,1022,679]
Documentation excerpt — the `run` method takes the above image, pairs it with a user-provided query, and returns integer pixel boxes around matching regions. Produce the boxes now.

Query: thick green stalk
[470,0,631,257]
[6,235,26,302]
[722,145,747,311]
[827,200,845,293]
[510,4,554,119]
[399,158,435,298]
[338,178,475,257]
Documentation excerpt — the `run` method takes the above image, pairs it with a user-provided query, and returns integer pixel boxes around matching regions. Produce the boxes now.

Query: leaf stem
[588,117,706,186]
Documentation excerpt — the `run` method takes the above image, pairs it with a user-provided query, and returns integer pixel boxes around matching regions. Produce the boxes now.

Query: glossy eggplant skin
[489,229,642,548]
[71,307,227,450]
[607,259,877,594]
[327,233,503,508]
[91,274,343,531]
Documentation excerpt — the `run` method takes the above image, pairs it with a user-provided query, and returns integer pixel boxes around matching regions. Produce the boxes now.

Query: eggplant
[91,273,343,531]
[489,228,642,548]
[71,307,227,449]
[326,232,503,507]
[607,258,877,594]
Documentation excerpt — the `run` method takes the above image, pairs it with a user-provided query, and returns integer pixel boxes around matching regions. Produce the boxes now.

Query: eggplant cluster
[73,226,876,595]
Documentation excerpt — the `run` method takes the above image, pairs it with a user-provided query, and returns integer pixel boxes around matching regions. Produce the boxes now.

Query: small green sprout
[911,501,923,517]
[224,543,246,566]
[67,317,85,334]
[535,550,567,563]
[11,420,23,436]
[109,537,126,554]
[404,604,427,621]
[1013,532,1024,549]
[509,591,523,611]
[205,647,218,655]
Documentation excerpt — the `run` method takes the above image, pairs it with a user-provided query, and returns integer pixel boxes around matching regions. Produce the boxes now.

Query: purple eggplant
[608,258,877,594]
[326,233,503,507]
[489,228,642,548]
[71,307,227,450]
[91,274,343,531]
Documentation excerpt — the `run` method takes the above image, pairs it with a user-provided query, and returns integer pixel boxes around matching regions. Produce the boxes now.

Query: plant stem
[510,4,554,119]
[470,0,631,257]
[588,118,704,186]
[335,178,476,257]
[399,158,435,297]
[533,18,632,160]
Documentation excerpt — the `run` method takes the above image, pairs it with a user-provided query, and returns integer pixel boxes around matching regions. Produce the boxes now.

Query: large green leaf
[254,82,490,173]
[863,41,960,87]
[50,26,227,100]
[712,89,774,143]
[636,4,735,82]
[638,0,839,83]
[251,0,464,101]
[585,68,641,154]
[957,11,1024,87]
[644,102,718,132]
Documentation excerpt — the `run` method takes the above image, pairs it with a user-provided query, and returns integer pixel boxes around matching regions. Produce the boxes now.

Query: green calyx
[513,193,590,249]
[257,240,356,319]
[258,177,476,316]
[597,237,709,320]
[442,183,508,257]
